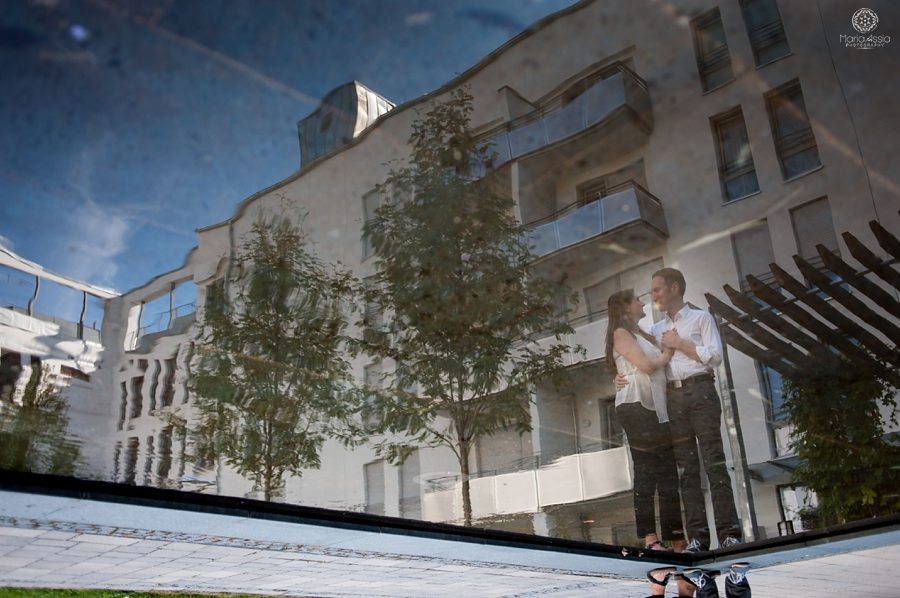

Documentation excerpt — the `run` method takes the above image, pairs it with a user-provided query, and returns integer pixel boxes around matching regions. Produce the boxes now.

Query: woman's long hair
[605,288,656,376]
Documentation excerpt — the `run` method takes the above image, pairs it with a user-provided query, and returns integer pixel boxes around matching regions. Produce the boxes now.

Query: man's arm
[660,312,722,366]
[695,310,723,367]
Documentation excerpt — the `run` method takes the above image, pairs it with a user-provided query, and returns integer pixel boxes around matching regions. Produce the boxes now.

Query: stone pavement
[2,490,899,597]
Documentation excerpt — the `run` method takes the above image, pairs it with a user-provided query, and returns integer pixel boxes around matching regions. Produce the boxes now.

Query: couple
[606,267,742,553]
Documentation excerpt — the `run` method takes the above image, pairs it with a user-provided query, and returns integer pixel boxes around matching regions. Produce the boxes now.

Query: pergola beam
[817,244,900,320]
[707,293,817,370]
[795,256,900,347]
[769,263,896,365]
[723,283,832,363]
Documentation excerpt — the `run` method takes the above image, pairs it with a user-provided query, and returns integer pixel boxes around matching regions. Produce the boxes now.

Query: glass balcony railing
[472,63,651,175]
[525,183,667,259]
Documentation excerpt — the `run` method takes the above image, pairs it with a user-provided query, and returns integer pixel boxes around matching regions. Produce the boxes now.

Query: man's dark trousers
[666,377,741,546]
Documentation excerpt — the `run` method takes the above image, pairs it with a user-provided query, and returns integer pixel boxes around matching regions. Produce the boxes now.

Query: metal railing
[525,182,667,259]
[470,63,650,176]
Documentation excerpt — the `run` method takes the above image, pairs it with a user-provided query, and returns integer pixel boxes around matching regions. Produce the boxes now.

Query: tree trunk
[459,442,472,526]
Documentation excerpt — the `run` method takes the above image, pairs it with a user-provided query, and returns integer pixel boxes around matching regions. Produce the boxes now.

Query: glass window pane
[791,198,838,260]
[0,265,35,312]
[733,220,775,289]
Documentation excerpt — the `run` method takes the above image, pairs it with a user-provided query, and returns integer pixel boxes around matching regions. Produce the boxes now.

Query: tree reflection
[188,216,362,501]
[785,360,899,525]
[362,89,578,526]
[0,360,80,474]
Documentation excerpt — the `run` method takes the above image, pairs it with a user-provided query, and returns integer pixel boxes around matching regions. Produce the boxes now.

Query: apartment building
[0,247,116,474]
[97,0,900,545]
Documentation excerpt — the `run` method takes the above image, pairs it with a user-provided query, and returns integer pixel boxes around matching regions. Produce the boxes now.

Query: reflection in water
[187,216,362,502]
[361,89,580,527]
[2,0,899,555]
[0,360,81,475]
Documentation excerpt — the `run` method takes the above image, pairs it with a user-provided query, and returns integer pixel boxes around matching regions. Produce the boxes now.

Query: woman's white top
[613,332,669,423]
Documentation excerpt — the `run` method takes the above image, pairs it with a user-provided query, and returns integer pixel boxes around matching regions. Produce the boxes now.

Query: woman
[605,288,684,550]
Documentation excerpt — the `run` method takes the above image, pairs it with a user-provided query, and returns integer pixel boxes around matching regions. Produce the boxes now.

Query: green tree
[189,215,362,501]
[0,360,81,474]
[362,89,578,526]
[784,358,900,526]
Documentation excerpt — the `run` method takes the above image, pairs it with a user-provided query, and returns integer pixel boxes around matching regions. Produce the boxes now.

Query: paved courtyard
[1,490,898,597]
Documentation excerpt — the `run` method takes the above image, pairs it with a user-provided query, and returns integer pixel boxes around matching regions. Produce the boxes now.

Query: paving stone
[0,528,43,538]
[71,534,140,546]
[36,531,79,540]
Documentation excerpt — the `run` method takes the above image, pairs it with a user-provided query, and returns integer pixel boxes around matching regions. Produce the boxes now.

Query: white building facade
[93,0,899,546]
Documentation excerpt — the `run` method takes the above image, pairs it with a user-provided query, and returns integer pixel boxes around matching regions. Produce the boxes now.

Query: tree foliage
[784,358,900,526]
[361,88,578,525]
[189,216,362,501]
[0,360,81,475]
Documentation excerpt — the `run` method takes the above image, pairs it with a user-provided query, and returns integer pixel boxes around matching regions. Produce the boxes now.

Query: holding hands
[661,329,682,351]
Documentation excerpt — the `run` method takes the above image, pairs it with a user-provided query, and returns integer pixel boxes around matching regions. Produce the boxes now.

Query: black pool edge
[2,468,898,568]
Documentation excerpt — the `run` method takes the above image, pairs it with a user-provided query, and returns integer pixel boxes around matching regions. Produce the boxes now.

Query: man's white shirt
[650,304,723,382]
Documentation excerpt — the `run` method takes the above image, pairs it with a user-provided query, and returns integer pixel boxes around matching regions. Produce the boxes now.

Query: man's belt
[667,373,714,390]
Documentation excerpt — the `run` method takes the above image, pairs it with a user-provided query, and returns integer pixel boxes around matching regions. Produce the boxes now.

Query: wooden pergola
[705,217,900,382]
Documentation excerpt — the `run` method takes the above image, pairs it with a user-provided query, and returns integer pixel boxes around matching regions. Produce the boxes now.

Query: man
[618,267,742,552]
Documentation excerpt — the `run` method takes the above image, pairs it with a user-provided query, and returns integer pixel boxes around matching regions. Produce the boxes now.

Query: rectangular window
[732,220,776,292]
[692,9,734,92]
[766,80,821,179]
[160,357,176,407]
[399,449,421,519]
[362,362,382,430]
[122,436,139,485]
[364,460,385,516]
[583,258,664,321]
[361,189,381,260]
[790,197,839,271]
[712,108,760,202]
[148,360,161,413]
[757,363,786,421]
[362,276,383,331]
[599,398,624,451]
[130,376,144,420]
[157,426,173,481]
[577,160,648,203]
[778,484,819,532]
[740,0,790,66]
[117,381,127,431]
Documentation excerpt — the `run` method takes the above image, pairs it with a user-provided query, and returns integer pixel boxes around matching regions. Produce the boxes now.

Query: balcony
[525,183,668,281]
[472,64,652,187]
[421,447,632,522]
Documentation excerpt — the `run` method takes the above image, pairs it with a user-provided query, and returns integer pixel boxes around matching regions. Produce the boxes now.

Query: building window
[740,0,790,66]
[766,80,821,179]
[399,449,421,519]
[577,160,648,203]
[364,459,385,516]
[160,357,176,407]
[583,258,664,322]
[599,399,624,451]
[122,436,139,485]
[790,197,839,271]
[732,220,776,292]
[778,484,819,532]
[362,276,383,331]
[691,8,734,92]
[362,362,382,430]
[148,360,161,413]
[117,381,127,431]
[712,107,760,202]
[757,363,786,421]
[361,189,381,260]
[129,376,144,420]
